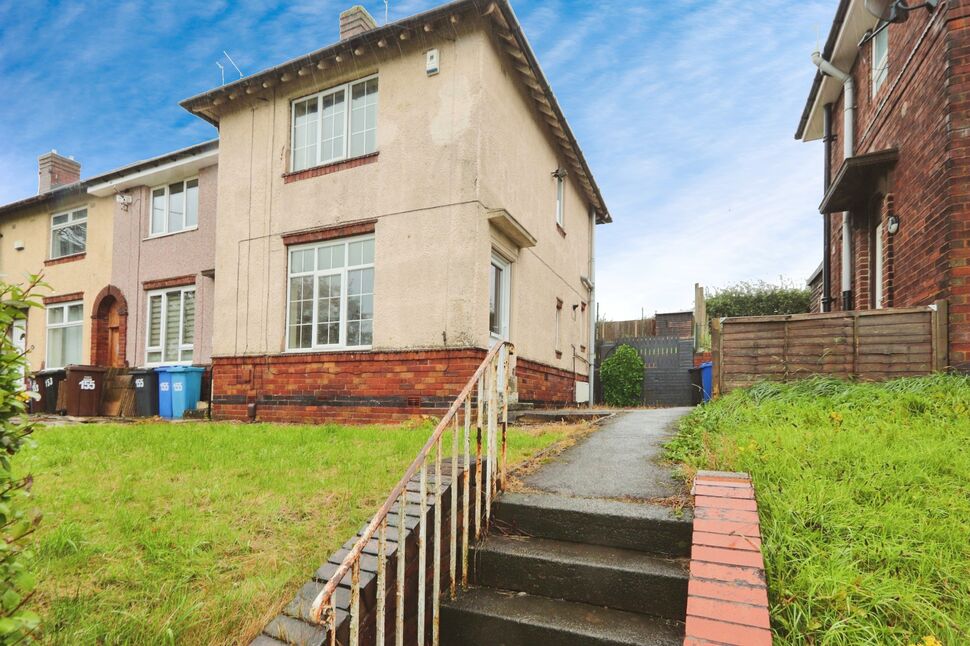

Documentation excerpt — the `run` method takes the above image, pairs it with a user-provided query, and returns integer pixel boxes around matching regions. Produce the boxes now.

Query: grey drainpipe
[587,208,596,407]
[822,103,833,312]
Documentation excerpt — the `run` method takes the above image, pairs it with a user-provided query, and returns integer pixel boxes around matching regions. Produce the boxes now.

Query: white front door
[489,253,511,344]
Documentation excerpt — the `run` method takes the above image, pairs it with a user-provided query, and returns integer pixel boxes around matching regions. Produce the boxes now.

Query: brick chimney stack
[340,5,377,40]
[38,150,81,194]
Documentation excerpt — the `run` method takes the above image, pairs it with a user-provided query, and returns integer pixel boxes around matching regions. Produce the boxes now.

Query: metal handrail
[310,341,515,646]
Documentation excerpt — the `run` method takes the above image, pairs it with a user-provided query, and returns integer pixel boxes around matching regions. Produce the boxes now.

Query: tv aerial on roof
[864,0,939,24]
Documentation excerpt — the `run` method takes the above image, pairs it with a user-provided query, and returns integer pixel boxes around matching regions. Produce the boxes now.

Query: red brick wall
[823,5,968,369]
[211,348,583,424]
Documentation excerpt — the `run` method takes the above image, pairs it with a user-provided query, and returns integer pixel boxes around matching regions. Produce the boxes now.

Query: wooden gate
[599,336,695,407]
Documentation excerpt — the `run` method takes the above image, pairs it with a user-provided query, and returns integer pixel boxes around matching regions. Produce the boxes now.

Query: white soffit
[803,0,879,141]
[86,149,218,196]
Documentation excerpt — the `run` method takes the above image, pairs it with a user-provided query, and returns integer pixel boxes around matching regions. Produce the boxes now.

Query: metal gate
[598,336,694,407]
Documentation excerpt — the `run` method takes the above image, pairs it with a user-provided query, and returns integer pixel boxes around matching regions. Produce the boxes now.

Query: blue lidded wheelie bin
[699,361,713,402]
[155,366,205,419]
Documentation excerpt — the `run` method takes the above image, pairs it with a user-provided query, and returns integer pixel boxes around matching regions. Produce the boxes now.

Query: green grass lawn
[666,375,970,645]
[23,420,572,645]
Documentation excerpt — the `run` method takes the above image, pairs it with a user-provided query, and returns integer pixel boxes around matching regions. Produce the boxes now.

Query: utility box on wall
[575,380,590,404]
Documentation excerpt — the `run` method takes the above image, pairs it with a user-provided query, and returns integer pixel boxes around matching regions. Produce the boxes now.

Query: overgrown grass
[666,375,970,645]
[23,420,569,645]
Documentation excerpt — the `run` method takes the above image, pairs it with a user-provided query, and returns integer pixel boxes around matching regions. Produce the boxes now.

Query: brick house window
[291,75,378,172]
[46,301,83,368]
[872,26,888,96]
[146,287,195,365]
[50,208,87,259]
[287,235,374,350]
[151,179,199,236]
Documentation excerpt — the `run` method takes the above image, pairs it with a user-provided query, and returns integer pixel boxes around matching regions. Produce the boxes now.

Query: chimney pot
[340,5,378,40]
[37,151,81,194]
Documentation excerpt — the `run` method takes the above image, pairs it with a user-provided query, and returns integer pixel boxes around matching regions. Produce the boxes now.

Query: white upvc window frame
[50,207,88,259]
[555,175,565,228]
[45,300,84,369]
[149,177,199,238]
[285,234,375,352]
[489,252,511,343]
[144,286,196,366]
[290,74,379,173]
[872,24,889,96]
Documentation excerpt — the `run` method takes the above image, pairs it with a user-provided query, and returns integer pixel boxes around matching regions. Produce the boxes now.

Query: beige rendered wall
[110,164,218,366]
[210,19,595,378]
[211,24,485,357]
[0,192,115,372]
[475,31,595,376]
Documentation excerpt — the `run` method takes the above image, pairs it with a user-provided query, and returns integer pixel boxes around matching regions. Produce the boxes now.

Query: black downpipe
[822,104,833,312]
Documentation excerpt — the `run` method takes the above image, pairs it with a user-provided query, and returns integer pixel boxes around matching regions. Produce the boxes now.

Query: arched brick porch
[91,285,128,368]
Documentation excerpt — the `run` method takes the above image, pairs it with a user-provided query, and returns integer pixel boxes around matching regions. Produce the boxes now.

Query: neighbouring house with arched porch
[0,141,219,377]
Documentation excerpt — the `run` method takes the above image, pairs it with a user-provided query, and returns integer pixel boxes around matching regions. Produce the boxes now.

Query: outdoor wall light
[860,0,938,44]
[865,0,938,24]
[887,214,900,235]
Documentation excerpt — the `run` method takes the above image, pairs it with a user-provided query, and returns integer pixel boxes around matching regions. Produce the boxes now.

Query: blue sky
[0,0,834,319]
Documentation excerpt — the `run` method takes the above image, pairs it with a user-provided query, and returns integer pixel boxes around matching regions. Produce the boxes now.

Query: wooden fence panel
[714,302,948,394]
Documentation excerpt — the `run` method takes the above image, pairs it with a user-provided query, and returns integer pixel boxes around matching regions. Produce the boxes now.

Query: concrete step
[475,535,688,620]
[494,492,692,557]
[440,587,683,646]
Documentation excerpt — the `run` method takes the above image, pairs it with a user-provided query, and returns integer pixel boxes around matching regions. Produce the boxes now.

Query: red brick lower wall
[210,347,585,424]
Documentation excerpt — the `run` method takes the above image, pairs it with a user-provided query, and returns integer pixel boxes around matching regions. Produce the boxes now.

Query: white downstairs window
[291,75,378,172]
[287,235,375,350]
[151,178,199,236]
[46,301,83,368]
[146,287,195,365]
[872,25,889,96]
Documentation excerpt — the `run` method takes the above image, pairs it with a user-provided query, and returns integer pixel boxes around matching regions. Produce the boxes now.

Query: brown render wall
[210,348,583,424]
[824,3,968,368]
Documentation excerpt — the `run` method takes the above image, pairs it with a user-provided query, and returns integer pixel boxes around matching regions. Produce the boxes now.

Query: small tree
[600,345,644,407]
[706,280,811,319]
[0,277,43,644]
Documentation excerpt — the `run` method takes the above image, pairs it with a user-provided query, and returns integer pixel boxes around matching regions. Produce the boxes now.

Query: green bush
[706,280,811,319]
[0,277,43,643]
[600,345,644,406]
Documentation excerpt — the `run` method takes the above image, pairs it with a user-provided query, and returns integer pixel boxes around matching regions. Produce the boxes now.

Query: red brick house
[796,0,970,370]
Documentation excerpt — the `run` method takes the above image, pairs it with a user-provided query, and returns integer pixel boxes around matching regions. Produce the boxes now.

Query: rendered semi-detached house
[179,1,610,423]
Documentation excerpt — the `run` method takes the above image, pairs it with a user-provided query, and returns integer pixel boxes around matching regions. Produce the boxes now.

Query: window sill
[45,252,86,266]
[144,226,199,242]
[283,152,379,184]
[556,223,566,238]
[284,345,374,354]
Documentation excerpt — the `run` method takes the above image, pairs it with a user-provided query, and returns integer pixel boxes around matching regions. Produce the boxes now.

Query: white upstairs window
[50,208,87,259]
[555,171,566,228]
[291,75,378,172]
[46,301,83,368]
[146,287,195,365]
[151,179,199,236]
[872,26,888,96]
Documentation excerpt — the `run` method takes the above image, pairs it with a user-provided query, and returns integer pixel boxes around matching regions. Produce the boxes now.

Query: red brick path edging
[685,470,772,646]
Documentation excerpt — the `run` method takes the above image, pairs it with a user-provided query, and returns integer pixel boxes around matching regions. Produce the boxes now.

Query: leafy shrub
[600,345,644,407]
[0,277,43,643]
[706,280,811,319]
